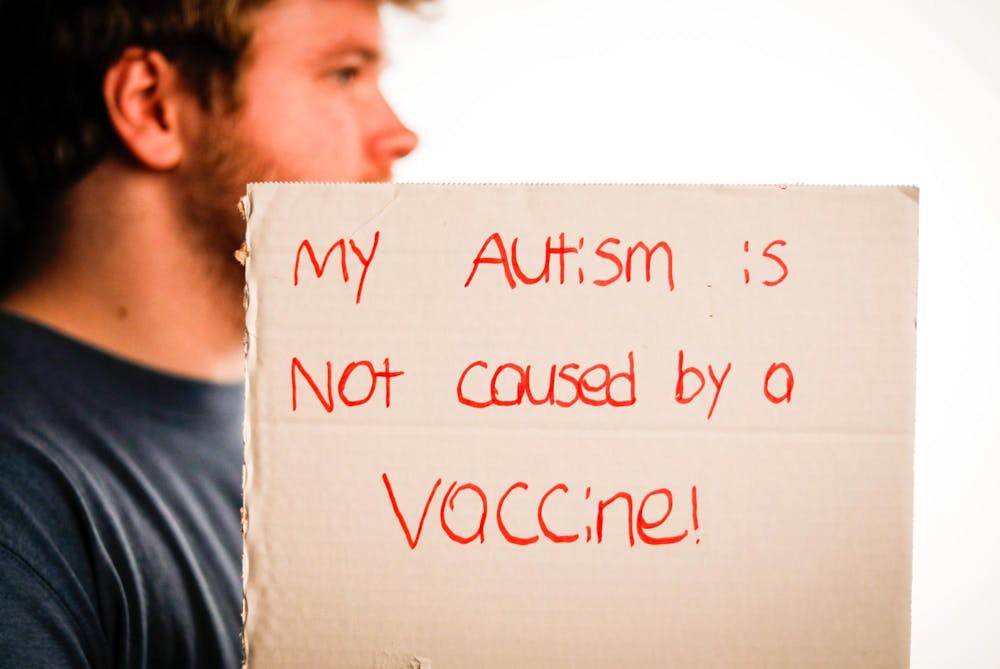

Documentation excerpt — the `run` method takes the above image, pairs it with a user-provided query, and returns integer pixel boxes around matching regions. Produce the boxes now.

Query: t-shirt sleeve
[0,543,94,669]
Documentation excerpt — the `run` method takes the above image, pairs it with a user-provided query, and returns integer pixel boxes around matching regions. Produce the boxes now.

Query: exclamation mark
[692,485,700,544]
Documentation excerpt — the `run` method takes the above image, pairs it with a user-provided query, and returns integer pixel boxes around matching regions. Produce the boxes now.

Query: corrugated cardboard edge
[243,181,920,189]
[237,182,920,669]
[239,191,254,669]
[239,182,283,669]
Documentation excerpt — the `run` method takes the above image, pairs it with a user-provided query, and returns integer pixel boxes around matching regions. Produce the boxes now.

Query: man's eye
[329,67,360,86]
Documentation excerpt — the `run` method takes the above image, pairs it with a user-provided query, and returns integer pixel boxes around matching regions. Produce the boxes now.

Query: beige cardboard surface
[242,184,917,669]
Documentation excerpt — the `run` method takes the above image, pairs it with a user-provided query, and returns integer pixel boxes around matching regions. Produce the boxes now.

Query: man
[0,0,421,666]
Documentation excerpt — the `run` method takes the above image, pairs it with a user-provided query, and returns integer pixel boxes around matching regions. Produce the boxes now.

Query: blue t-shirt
[0,312,243,668]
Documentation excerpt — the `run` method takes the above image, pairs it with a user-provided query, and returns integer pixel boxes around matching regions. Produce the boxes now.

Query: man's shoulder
[0,423,94,540]
[0,308,243,559]
[0,401,133,585]
[0,310,245,667]
[0,313,117,524]
[0,425,110,667]
[0,414,103,584]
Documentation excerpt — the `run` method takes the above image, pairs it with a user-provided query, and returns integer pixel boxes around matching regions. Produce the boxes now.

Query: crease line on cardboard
[348,184,401,240]
[373,651,432,669]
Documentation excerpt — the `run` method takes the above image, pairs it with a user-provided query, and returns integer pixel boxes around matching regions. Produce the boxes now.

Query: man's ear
[103,48,191,170]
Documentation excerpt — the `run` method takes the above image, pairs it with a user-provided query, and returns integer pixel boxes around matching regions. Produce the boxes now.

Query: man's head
[0,0,421,291]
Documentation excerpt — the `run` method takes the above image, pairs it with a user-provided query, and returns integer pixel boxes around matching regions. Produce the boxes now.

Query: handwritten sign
[242,184,917,668]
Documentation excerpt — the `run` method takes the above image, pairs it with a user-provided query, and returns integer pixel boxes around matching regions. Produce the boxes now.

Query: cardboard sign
[242,184,917,668]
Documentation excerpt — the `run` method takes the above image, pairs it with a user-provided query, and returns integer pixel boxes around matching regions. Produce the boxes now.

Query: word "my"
[293,232,380,304]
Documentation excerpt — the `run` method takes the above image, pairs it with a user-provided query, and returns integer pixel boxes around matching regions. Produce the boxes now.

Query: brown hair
[0,0,424,290]
[0,1,268,220]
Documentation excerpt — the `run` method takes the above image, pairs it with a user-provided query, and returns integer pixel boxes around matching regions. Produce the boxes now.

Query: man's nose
[367,96,419,170]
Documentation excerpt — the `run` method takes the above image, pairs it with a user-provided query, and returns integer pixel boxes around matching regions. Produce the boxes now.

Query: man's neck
[1,160,245,383]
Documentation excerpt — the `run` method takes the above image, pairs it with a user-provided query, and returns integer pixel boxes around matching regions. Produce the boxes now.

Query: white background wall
[381,1,1000,666]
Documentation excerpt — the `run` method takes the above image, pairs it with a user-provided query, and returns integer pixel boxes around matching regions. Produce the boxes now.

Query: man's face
[179,0,416,286]
[229,0,418,183]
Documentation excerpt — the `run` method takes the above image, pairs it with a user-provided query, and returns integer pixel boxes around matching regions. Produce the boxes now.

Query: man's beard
[179,114,269,337]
